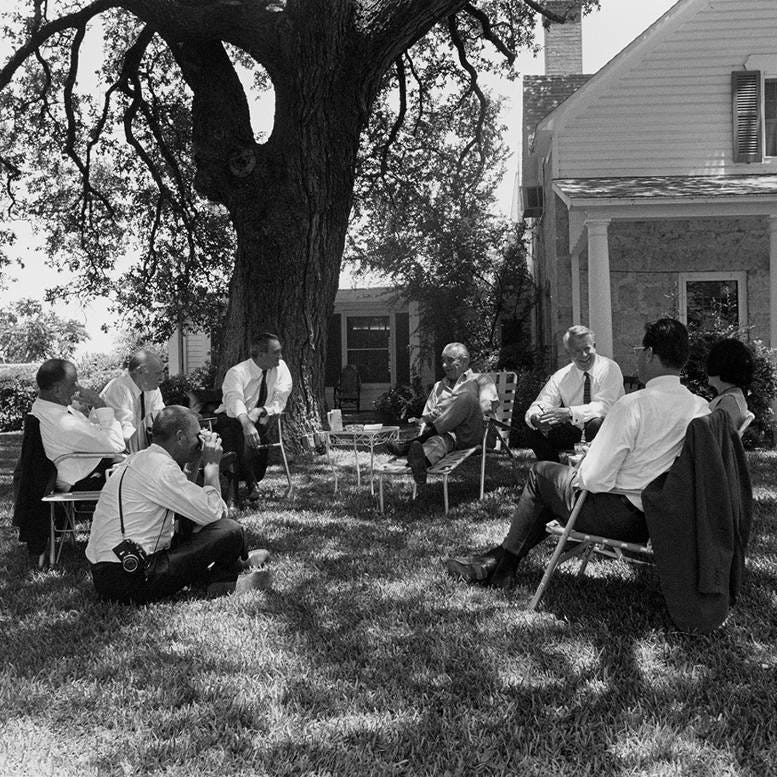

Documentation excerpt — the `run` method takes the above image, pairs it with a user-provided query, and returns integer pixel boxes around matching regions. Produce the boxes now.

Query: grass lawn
[1,431,776,776]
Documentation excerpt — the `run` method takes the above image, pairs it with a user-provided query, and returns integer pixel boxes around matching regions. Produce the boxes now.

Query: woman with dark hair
[705,338,754,429]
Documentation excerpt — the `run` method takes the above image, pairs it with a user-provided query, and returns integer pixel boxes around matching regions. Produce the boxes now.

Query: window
[678,272,747,331]
[766,79,777,157]
[346,316,390,383]
[732,70,777,160]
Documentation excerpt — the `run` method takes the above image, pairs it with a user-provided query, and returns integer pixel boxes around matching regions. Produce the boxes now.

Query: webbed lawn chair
[334,364,361,413]
[377,371,518,515]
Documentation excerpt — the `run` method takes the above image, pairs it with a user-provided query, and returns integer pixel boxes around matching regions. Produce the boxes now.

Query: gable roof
[536,0,691,134]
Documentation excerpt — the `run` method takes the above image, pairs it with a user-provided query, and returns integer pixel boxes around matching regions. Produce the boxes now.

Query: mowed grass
[1,431,776,776]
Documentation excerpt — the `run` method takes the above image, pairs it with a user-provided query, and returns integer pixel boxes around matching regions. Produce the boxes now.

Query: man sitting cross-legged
[386,342,498,484]
[86,406,270,604]
[446,318,709,590]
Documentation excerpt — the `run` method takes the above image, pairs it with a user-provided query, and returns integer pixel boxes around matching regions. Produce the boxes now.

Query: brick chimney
[543,1,583,75]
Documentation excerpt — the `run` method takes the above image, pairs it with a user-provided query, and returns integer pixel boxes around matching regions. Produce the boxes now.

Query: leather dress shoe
[487,548,520,589]
[385,439,412,457]
[445,546,503,582]
[407,441,428,484]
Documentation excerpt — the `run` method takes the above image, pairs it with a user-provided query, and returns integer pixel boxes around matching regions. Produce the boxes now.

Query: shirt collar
[123,370,142,397]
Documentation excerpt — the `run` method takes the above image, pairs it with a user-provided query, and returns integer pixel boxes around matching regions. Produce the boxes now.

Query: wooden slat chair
[378,371,518,515]
[528,409,754,611]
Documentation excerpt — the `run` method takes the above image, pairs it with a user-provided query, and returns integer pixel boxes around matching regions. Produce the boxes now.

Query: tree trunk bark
[217,94,363,447]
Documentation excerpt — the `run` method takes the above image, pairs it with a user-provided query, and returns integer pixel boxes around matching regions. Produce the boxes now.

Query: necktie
[138,392,147,447]
[583,372,591,405]
[257,370,268,409]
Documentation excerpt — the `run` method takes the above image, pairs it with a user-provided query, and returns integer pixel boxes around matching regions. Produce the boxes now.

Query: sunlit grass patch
[0,435,776,775]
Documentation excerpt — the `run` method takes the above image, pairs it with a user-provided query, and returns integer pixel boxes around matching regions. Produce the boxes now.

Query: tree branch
[0,0,118,91]
[521,0,569,24]
[446,14,486,173]
[463,3,515,64]
[380,57,407,179]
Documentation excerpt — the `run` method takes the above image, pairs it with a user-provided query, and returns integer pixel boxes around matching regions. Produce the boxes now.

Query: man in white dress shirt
[386,343,498,484]
[447,319,710,589]
[100,349,166,452]
[215,332,293,500]
[86,406,270,603]
[30,359,126,491]
[525,325,624,462]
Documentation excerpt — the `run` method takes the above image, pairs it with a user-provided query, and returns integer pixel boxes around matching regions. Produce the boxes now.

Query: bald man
[100,349,166,451]
[86,406,270,603]
[386,342,498,484]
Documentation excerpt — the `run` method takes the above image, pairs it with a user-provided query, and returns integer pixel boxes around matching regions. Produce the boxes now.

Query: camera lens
[122,555,139,574]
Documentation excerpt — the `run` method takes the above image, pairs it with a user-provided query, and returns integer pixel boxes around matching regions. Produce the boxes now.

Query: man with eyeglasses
[524,325,624,462]
[385,342,498,485]
[446,318,709,590]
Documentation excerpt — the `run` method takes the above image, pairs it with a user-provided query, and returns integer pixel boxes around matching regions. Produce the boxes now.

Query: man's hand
[240,416,262,448]
[74,386,105,409]
[537,407,572,429]
[200,429,224,467]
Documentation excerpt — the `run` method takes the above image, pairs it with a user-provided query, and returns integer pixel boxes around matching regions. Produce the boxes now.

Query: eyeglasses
[632,345,647,356]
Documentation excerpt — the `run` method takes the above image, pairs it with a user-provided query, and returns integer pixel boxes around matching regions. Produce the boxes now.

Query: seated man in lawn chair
[100,348,166,452]
[446,319,709,590]
[85,406,271,604]
[525,325,624,462]
[386,342,498,484]
[212,332,293,505]
[30,358,126,492]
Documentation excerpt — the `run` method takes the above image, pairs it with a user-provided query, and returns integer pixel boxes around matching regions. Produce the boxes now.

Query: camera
[113,539,149,574]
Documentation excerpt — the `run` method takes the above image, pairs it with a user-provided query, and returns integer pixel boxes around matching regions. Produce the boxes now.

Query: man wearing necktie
[215,333,293,502]
[100,349,166,452]
[524,325,625,462]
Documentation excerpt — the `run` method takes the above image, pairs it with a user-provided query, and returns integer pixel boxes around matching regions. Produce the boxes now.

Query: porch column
[769,216,777,347]
[586,218,613,356]
[571,249,582,325]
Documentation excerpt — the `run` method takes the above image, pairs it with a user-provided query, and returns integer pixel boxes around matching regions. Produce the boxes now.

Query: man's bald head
[128,349,165,391]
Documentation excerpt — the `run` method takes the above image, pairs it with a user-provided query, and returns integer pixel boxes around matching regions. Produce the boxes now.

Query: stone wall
[549,213,770,374]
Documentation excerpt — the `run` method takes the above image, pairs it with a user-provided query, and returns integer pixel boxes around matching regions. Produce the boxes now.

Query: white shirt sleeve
[265,360,293,416]
[100,379,137,442]
[156,458,226,525]
[222,365,249,418]
[575,399,638,493]
[478,376,499,415]
[525,373,563,428]
[62,407,126,457]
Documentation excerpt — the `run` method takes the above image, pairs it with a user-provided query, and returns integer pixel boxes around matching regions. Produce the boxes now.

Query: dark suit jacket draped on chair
[12,414,57,555]
[642,409,752,634]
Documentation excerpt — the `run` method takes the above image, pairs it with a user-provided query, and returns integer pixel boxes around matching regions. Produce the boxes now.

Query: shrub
[373,378,429,423]
[0,374,37,431]
[160,362,217,407]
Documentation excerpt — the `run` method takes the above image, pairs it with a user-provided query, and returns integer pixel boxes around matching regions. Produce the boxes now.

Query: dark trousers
[91,517,246,604]
[526,417,604,462]
[503,462,648,558]
[215,414,270,486]
[70,457,115,492]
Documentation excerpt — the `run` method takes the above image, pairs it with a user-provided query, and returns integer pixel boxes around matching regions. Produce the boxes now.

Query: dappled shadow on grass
[1,449,777,775]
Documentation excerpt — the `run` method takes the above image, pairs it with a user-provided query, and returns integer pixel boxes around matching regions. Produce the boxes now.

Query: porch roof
[554,174,777,205]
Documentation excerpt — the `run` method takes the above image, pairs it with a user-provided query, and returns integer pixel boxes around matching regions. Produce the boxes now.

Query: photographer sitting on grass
[85,406,270,604]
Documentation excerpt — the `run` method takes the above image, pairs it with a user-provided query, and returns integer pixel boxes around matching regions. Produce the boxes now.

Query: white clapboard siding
[552,0,777,178]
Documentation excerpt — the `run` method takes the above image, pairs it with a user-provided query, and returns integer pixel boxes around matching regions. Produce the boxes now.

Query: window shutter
[732,70,762,163]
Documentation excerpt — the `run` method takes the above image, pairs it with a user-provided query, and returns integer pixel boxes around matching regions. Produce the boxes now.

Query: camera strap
[117,467,129,537]
[116,462,170,556]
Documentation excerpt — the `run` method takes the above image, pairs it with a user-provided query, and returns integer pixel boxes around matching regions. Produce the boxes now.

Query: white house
[520,0,777,372]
